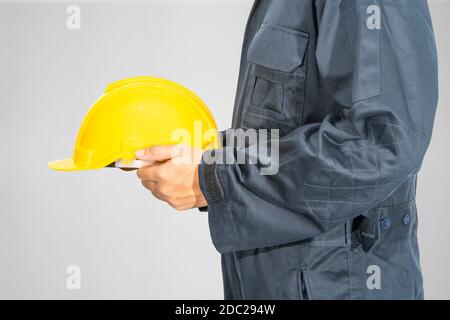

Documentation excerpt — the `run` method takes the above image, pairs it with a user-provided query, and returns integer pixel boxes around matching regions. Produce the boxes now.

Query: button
[402,214,411,225]
[380,218,391,229]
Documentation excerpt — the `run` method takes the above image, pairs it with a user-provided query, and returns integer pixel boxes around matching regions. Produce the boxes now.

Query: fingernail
[135,149,145,158]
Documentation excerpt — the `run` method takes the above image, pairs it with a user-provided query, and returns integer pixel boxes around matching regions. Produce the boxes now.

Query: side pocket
[298,266,313,300]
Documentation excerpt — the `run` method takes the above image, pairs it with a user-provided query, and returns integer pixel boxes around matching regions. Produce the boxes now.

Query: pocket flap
[247,24,309,73]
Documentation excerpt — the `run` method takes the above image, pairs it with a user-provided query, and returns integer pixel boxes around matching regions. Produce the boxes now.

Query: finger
[141,180,158,191]
[137,162,166,181]
[142,181,168,201]
[135,145,181,162]
[142,181,165,201]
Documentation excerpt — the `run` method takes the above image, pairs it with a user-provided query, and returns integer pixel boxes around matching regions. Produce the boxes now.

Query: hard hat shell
[48,77,219,171]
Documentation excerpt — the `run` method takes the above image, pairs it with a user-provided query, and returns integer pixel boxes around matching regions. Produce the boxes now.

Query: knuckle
[157,167,168,180]
[152,191,164,201]
[149,146,164,158]
[167,197,177,206]
[141,180,152,190]
[160,186,172,198]
[159,185,175,200]
[154,170,163,181]
[147,147,157,157]
[137,167,152,181]
[136,168,143,179]
[170,199,187,211]
[170,202,182,211]
[150,186,164,200]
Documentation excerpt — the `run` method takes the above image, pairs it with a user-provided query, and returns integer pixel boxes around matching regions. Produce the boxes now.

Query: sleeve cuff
[198,151,225,204]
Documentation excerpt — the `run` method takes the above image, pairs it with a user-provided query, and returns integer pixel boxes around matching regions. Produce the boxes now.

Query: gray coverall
[198,0,438,299]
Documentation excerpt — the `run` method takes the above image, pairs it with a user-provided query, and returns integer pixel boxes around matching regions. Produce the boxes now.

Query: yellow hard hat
[48,76,219,171]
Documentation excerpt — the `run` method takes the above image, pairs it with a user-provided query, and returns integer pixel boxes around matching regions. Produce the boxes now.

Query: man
[135,0,438,299]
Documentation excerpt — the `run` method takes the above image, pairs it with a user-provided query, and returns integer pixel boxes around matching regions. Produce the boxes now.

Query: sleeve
[198,0,439,253]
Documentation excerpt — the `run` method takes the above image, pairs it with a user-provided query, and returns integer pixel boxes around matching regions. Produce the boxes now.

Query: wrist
[194,165,208,208]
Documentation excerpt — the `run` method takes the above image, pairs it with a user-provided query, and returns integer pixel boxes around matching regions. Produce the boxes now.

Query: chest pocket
[242,24,309,136]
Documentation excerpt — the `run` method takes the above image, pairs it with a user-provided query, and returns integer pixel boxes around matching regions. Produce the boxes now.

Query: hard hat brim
[47,158,103,171]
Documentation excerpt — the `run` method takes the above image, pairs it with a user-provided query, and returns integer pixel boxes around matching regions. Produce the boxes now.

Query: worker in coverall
[135,0,439,299]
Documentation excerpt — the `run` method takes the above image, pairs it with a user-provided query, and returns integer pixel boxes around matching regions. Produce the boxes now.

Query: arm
[199,0,439,253]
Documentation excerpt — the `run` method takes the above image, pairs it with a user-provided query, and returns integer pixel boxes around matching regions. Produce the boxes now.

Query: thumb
[135,145,181,162]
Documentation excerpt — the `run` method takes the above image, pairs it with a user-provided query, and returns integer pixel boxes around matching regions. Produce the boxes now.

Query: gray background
[0,0,448,299]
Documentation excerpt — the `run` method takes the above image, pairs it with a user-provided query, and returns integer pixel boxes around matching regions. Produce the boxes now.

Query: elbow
[382,132,426,180]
